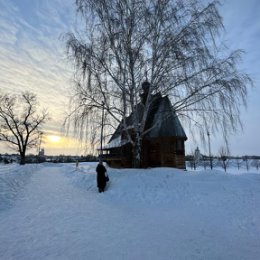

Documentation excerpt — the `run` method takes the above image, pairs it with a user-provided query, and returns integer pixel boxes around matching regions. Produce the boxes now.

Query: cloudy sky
[0,0,259,156]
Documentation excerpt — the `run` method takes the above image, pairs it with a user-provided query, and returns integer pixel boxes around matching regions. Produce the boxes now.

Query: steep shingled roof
[104,93,187,149]
[145,95,187,139]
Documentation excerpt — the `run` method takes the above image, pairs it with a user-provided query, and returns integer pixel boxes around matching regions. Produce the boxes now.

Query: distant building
[194,147,202,162]
[39,148,45,157]
[37,148,46,163]
[102,82,187,169]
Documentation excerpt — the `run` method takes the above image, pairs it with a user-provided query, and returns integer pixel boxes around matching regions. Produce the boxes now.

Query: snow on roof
[102,136,129,149]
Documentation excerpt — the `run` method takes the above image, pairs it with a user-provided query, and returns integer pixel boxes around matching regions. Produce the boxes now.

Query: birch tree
[0,92,48,165]
[65,0,252,167]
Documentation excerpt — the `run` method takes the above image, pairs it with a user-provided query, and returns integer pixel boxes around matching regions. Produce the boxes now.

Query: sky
[0,0,259,156]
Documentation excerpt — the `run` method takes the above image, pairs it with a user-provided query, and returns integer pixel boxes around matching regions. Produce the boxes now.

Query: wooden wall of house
[105,137,186,169]
[142,137,186,169]
[104,144,132,168]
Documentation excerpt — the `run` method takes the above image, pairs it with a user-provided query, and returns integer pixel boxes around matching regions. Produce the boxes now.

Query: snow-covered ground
[0,162,260,260]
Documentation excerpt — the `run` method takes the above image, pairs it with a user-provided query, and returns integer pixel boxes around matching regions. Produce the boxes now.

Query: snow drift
[0,162,260,259]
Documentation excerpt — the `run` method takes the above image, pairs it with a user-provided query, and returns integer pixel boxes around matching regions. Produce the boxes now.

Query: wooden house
[102,82,187,169]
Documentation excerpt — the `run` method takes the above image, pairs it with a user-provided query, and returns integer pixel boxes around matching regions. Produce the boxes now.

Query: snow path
[0,164,110,259]
[0,163,260,259]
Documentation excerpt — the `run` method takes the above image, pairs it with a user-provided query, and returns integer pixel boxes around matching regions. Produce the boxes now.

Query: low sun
[48,135,61,143]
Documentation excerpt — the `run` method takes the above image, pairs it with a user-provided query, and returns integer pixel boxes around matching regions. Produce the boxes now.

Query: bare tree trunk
[132,133,142,168]
[20,150,26,165]
[19,144,27,165]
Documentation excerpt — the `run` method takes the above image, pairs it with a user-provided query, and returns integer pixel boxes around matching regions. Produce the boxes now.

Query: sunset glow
[48,135,61,143]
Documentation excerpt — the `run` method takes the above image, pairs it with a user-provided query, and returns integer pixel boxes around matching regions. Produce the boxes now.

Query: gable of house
[102,86,187,168]
[106,93,186,147]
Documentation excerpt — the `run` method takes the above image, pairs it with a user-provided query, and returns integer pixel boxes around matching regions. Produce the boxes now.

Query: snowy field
[0,162,260,260]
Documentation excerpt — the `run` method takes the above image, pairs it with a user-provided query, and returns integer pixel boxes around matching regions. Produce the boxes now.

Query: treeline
[45,155,98,163]
[0,154,99,164]
[186,155,260,172]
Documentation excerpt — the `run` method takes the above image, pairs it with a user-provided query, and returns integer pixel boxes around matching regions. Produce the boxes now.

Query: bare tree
[65,0,252,167]
[243,156,250,171]
[235,156,242,170]
[0,92,48,165]
[219,146,229,172]
[255,160,259,171]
